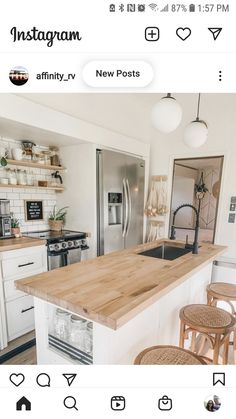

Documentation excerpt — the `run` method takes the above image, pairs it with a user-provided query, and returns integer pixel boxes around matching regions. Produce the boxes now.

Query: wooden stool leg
[223,334,230,365]
[213,334,221,365]
[190,331,197,352]
[179,321,185,348]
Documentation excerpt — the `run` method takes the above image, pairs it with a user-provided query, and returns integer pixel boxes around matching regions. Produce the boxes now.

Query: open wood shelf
[0,184,64,192]
[7,159,65,171]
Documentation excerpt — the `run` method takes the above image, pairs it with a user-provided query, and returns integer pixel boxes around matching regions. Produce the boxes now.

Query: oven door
[67,247,82,265]
[47,250,68,271]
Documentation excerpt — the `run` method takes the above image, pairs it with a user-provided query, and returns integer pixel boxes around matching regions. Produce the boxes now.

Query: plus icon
[145,27,160,41]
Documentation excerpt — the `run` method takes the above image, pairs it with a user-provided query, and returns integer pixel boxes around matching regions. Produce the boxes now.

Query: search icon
[63,396,78,411]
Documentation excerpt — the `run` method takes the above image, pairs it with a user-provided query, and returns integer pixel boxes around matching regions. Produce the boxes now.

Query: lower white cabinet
[6,295,35,341]
[0,244,47,347]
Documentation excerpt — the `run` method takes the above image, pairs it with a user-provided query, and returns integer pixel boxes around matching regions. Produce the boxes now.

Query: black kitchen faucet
[170,203,200,254]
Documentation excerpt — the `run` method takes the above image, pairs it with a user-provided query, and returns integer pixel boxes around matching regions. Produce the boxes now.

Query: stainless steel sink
[139,244,191,260]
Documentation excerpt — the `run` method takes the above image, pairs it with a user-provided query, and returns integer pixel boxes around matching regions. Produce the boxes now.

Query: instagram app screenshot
[0,0,235,417]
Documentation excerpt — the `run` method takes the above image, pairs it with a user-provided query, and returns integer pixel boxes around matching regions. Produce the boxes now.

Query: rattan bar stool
[207,282,236,364]
[134,345,207,365]
[179,304,236,364]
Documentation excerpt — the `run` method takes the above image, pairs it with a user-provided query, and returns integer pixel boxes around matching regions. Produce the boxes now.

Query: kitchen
[0,93,235,365]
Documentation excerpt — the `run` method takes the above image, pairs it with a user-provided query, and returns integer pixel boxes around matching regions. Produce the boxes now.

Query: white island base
[34,263,212,365]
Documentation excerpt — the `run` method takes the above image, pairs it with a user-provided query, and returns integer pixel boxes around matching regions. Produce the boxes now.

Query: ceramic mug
[12,148,25,160]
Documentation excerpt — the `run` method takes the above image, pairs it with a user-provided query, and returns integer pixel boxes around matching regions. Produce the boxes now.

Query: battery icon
[189,4,195,12]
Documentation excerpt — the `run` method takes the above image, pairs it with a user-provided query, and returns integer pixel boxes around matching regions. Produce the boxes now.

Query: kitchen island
[16,239,226,364]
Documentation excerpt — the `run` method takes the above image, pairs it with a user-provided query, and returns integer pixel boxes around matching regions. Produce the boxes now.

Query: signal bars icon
[160,4,169,12]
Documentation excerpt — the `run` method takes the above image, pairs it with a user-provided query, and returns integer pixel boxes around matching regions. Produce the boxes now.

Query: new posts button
[83,61,153,87]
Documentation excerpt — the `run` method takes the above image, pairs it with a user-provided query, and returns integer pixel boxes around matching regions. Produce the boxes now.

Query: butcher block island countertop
[15,239,226,330]
[0,236,46,251]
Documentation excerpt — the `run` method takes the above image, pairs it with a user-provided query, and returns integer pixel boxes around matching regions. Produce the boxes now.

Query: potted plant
[48,206,69,231]
[195,172,208,200]
[11,214,21,237]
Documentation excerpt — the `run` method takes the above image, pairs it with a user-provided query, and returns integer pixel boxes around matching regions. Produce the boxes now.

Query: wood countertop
[0,236,46,252]
[15,239,226,330]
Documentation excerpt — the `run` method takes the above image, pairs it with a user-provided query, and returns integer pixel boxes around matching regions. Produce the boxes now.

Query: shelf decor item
[11,214,21,237]
[145,175,168,217]
[48,205,69,231]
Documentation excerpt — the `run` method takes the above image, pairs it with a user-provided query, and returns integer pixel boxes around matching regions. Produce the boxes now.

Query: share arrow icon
[62,373,77,387]
[208,28,222,40]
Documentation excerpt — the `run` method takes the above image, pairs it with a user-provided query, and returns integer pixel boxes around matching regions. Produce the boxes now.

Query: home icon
[16,396,31,411]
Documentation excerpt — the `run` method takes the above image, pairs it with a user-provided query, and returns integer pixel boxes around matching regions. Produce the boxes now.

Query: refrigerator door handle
[126,178,132,236]
[122,178,128,237]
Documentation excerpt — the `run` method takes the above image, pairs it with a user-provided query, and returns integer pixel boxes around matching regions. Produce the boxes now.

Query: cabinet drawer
[4,279,26,302]
[6,295,35,341]
[2,251,44,280]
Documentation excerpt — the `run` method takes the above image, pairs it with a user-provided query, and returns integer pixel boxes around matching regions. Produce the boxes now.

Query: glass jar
[69,315,87,351]
[53,308,71,341]
[8,168,17,185]
[84,322,93,355]
[27,170,34,186]
[17,169,27,185]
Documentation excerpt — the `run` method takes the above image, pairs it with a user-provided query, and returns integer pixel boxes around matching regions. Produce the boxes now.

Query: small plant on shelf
[11,213,21,237]
[48,205,69,231]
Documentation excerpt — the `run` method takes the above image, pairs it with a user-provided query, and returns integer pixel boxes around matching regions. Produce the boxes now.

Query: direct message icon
[158,395,172,411]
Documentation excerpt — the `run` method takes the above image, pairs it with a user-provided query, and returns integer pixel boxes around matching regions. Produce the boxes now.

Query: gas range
[24,230,89,252]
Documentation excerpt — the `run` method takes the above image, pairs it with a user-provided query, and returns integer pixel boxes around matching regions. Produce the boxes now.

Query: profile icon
[204,395,221,412]
[9,66,29,86]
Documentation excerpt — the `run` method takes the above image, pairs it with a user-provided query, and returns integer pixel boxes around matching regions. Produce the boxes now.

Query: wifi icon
[149,3,158,11]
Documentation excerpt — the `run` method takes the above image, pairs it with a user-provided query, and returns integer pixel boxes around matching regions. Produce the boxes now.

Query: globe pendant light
[184,93,208,148]
[151,93,182,133]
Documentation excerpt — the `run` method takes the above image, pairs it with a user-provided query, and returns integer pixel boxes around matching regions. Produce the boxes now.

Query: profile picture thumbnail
[204,394,221,412]
[9,66,29,86]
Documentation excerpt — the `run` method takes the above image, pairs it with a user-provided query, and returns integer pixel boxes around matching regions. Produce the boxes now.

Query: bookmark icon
[62,374,77,387]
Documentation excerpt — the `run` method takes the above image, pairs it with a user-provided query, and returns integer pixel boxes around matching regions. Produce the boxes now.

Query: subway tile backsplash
[0,137,57,232]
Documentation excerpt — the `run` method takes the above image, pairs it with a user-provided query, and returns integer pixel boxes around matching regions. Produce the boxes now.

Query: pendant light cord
[196,93,201,121]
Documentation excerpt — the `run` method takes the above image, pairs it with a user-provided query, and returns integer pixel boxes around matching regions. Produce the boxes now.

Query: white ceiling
[11,93,236,148]
[0,116,84,147]
[16,93,165,144]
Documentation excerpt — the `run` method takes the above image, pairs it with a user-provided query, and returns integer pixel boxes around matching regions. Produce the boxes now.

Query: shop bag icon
[158,395,172,411]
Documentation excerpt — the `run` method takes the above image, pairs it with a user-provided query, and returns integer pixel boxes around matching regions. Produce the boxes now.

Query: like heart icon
[9,373,25,387]
[176,27,191,41]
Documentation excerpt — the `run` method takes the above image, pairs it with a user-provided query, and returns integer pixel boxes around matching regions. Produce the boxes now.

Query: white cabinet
[0,245,47,346]
[6,295,35,341]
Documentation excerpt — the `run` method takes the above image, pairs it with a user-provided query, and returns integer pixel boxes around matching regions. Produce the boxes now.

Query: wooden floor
[0,331,36,365]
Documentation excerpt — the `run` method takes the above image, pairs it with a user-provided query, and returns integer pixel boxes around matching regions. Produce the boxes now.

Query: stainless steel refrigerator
[97,149,145,255]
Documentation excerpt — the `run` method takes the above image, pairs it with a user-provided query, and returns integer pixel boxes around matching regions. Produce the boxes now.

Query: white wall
[149,93,236,257]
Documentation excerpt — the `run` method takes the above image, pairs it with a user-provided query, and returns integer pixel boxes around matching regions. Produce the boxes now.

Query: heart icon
[9,373,25,387]
[176,27,191,41]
